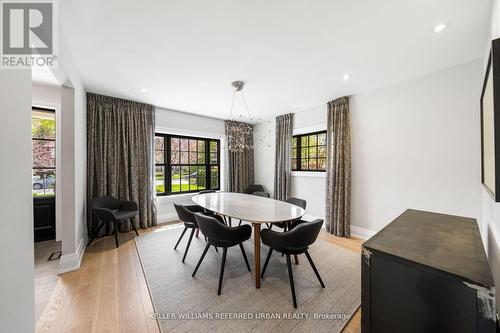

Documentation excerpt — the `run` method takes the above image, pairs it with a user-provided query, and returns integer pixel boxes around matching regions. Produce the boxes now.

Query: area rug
[135,224,361,333]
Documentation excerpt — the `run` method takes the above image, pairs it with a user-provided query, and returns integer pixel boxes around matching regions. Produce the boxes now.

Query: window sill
[156,191,220,202]
[291,171,326,178]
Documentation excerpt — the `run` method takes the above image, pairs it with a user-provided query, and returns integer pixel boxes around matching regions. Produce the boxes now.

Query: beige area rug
[135,224,361,333]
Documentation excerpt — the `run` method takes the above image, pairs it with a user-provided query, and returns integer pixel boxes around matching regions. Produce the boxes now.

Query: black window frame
[292,130,327,172]
[155,133,221,196]
[32,106,56,196]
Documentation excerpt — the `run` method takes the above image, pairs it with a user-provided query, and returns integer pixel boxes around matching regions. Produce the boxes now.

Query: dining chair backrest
[173,203,197,226]
[243,184,265,194]
[194,213,249,243]
[286,197,307,210]
[253,191,270,198]
[198,190,216,194]
[287,219,323,248]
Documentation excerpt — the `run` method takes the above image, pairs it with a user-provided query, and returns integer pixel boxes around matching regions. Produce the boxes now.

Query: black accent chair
[271,197,307,231]
[192,213,252,295]
[243,184,265,194]
[260,219,325,308]
[88,196,139,248]
[173,203,224,263]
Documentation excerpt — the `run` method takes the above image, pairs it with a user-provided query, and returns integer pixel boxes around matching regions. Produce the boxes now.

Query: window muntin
[32,107,56,196]
[291,131,326,172]
[155,134,220,195]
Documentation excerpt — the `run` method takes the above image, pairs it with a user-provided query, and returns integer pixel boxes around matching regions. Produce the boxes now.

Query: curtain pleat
[87,93,157,237]
[274,113,293,201]
[325,96,351,237]
[225,120,254,193]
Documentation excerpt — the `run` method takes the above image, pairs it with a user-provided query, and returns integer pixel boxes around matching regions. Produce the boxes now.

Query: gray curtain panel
[274,113,293,201]
[87,93,157,237]
[325,96,351,237]
[225,120,254,193]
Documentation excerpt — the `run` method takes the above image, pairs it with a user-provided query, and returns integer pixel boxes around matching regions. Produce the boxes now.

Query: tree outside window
[32,108,56,196]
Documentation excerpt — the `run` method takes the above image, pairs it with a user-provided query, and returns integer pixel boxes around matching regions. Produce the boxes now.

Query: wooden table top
[192,192,305,223]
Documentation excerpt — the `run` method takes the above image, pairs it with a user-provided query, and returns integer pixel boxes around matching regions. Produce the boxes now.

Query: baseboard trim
[350,225,376,240]
[58,236,86,274]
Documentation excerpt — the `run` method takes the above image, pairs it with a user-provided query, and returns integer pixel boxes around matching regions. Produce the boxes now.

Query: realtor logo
[1,1,58,68]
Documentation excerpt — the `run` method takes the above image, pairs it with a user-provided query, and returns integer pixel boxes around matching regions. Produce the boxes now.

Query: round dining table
[192,192,305,289]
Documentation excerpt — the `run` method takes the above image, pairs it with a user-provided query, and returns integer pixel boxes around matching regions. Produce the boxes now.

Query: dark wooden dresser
[361,209,496,333]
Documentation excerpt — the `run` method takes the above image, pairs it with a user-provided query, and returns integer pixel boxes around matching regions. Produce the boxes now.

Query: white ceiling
[60,0,492,121]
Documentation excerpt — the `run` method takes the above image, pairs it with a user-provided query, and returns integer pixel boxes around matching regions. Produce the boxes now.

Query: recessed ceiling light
[343,73,351,80]
[433,23,449,33]
[141,88,147,93]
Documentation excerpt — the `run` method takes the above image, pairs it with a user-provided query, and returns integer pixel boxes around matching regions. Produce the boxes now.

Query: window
[292,130,327,172]
[32,107,56,196]
[155,134,220,195]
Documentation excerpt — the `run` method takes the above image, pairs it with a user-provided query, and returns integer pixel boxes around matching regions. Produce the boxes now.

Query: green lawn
[32,193,55,197]
[155,174,180,180]
[156,184,205,193]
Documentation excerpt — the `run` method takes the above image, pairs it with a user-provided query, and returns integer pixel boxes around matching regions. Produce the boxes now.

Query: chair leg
[192,243,210,277]
[228,217,232,227]
[174,227,188,250]
[222,216,228,226]
[286,254,298,308]
[294,254,299,265]
[217,247,227,295]
[182,228,195,263]
[214,246,219,253]
[305,250,325,288]
[130,219,139,236]
[239,244,251,272]
[113,221,120,248]
[87,220,107,246]
[238,219,242,226]
[195,228,200,238]
[261,248,273,278]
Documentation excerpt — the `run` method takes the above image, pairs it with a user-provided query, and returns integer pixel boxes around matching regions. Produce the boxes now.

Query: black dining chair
[173,203,224,263]
[88,196,139,248]
[243,184,265,194]
[260,219,325,308]
[253,191,270,198]
[198,189,216,194]
[193,213,252,295]
[270,197,307,231]
[194,189,219,237]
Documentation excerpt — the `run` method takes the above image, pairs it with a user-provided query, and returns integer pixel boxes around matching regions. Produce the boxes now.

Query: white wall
[481,0,500,312]
[254,106,328,221]
[49,28,88,273]
[255,59,483,238]
[351,60,482,235]
[0,70,35,332]
[32,83,62,241]
[155,108,226,222]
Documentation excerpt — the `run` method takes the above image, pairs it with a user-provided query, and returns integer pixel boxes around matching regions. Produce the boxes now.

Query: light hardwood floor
[36,224,363,333]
